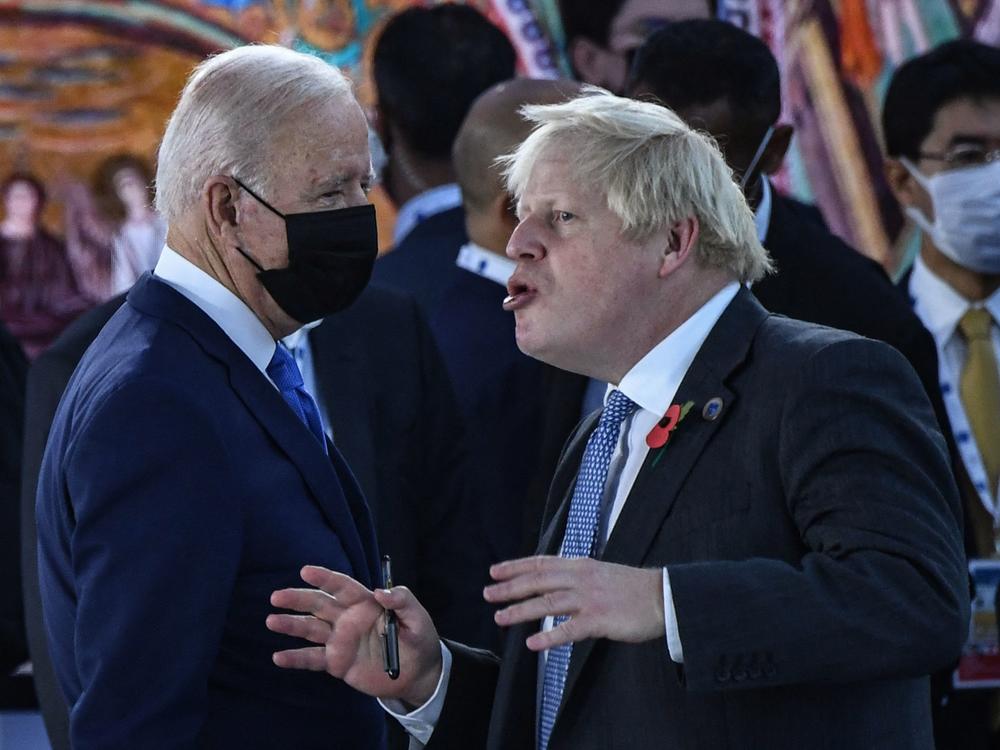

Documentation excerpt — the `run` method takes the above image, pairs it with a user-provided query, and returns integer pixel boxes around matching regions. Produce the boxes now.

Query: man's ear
[203,176,239,242]
[760,123,794,175]
[568,37,623,89]
[884,157,923,209]
[659,216,700,278]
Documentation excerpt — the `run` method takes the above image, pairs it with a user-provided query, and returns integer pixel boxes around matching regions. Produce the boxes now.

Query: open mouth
[503,278,537,311]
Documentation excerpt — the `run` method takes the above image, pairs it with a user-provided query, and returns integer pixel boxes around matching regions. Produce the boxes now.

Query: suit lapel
[554,288,769,721]
[126,275,374,586]
[308,319,378,518]
[535,411,601,556]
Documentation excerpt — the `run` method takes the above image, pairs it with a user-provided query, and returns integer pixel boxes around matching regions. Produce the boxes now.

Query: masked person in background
[35,45,386,750]
[884,39,1000,750]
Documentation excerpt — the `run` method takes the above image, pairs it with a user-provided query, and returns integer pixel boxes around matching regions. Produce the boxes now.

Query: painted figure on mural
[0,173,88,359]
[63,154,167,299]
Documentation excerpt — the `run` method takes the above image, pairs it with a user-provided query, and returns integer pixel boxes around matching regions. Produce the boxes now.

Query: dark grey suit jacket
[428,288,969,750]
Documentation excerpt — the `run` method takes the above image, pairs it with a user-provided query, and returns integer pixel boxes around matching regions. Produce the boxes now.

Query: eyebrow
[305,170,376,199]
[946,134,994,147]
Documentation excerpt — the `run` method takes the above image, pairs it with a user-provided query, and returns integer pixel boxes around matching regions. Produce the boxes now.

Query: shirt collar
[455,242,516,287]
[909,253,1000,341]
[755,177,772,243]
[392,183,463,245]
[611,282,741,418]
[280,319,323,353]
[153,245,276,374]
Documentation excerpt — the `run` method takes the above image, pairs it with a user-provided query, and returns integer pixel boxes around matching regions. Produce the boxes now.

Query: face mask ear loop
[898,157,937,235]
[235,245,267,273]
[899,157,932,192]
[230,176,285,274]
[232,176,286,219]
[739,125,775,191]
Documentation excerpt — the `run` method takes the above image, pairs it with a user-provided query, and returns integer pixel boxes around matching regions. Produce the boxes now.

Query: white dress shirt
[393,183,463,245]
[153,246,276,375]
[754,177,773,243]
[455,241,516,286]
[385,282,742,747]
[909,255,1000,511]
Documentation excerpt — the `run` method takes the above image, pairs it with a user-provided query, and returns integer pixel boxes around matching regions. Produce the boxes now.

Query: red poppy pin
[647,400,695,466]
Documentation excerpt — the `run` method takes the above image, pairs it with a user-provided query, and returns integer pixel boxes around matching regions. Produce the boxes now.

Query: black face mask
[232,177,378,325]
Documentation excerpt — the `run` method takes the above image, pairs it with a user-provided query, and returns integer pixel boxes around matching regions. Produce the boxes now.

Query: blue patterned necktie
[539,389,638,750]
[267,343,328,454]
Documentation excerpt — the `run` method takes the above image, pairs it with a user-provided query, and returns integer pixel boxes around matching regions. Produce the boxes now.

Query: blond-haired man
[268,90,968,750]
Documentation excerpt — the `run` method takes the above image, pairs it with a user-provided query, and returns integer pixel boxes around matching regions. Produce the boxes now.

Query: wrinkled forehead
[268,97,373,182]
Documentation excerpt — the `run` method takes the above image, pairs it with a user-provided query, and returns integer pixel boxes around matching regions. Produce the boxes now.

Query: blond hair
[501,87,772,283]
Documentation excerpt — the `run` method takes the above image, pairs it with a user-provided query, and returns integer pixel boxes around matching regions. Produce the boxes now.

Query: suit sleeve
[424,640,500,750]
[667,338,969,692]
[62,377,242,749]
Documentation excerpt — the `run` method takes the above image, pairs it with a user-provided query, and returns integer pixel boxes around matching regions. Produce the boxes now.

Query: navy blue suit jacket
[372,205,467,314]
[35,275,386,749]
[428,267,546,564]
[373,207,554,568]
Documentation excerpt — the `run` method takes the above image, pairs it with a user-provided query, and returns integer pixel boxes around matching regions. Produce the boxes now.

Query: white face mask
[902,158,1000,274]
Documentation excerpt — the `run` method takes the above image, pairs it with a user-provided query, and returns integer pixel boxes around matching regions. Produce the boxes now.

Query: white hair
[501,87,772,283]
[155,44,353,222]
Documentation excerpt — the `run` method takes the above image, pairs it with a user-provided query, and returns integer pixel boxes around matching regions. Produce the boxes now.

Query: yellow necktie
[959,307,1000,500]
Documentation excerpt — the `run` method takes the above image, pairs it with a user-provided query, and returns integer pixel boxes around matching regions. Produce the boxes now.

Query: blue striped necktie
[267,343,328,454]
[538,389,638,750]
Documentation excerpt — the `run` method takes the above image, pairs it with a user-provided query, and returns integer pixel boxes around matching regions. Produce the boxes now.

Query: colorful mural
[713,0,1000,273]
[1,0,998,357]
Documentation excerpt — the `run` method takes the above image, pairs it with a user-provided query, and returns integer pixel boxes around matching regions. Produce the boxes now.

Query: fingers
[270,587,343,619]
[272,646,328,671]
[372,586,424,626]
[300,566,373,606]
[524,618,586,652]
[485,556,581,605]
[494,590,577,627]
[266,614,332,645]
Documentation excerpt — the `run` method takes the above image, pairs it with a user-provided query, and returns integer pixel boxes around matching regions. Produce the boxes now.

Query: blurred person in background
[884,38,1000,750]
[556,0,710,93]
[0,173,88,358]
[436,77,581,579]
[63,154,167,300]
[625,19,945,428]
[371,3,515,312]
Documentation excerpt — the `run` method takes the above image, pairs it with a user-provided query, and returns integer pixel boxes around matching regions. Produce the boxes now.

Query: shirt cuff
[663,567,684,663]
[380,641,453,747]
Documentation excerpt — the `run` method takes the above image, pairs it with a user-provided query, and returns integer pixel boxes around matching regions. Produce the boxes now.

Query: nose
[506,217,545,261]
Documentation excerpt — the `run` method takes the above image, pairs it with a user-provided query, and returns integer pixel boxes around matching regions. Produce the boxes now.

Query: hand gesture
[268,565,443,708]
[485,556,665,651]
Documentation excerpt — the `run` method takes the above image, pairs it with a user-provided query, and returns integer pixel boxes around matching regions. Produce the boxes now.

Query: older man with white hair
[267,90,969,749]
[35,45,386,749]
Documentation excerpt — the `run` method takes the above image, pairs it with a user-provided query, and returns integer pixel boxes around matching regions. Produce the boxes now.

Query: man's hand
[485,556,665,651]
[268,565,442,708]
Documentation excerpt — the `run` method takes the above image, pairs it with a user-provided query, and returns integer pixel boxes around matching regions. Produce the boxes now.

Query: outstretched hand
[485,556,665,651]
[268,565,442,708]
